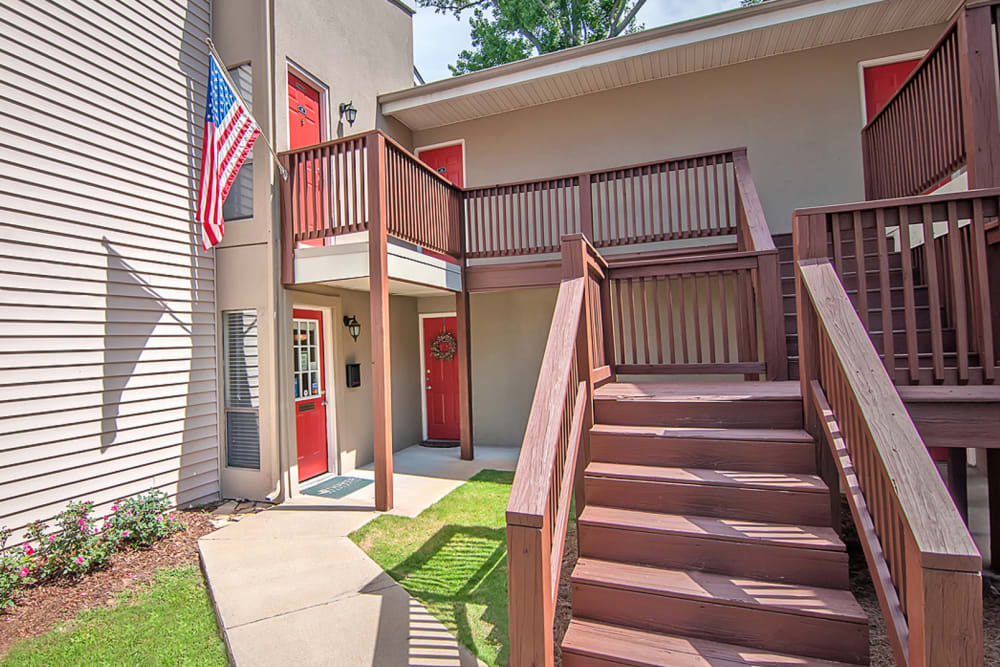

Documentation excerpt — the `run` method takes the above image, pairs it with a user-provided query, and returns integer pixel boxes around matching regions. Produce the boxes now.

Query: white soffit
[382,0,959,130]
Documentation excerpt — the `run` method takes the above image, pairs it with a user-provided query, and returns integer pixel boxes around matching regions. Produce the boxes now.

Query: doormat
[300,476,373,499]
[420,439,460,449]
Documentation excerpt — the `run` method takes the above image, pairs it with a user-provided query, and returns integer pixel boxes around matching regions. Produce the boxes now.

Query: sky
[412,1,744,83]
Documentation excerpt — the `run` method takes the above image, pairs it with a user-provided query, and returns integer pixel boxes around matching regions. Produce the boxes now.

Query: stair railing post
[958,5,1000,190]
[793,212,840,530]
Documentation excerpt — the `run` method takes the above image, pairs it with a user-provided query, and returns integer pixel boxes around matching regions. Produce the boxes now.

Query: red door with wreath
[423,316,460,441]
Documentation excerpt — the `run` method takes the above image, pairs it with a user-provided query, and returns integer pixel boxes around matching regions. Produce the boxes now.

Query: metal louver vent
[226,411,260,470]
[224,310,260,469]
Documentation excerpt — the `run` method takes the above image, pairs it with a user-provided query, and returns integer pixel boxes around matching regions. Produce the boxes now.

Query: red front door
[863,59,921,121]
[418,144,464,188]
[423,316,460,441]
[288,73,323,243]
[293,309,329,482]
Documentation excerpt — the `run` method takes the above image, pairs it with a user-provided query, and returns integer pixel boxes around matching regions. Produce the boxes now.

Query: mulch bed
[0,509,218,657]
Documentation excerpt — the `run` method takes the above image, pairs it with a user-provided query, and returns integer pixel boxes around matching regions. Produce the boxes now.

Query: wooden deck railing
[795,189,999,385]
[506,235,608,667]
[861,1,1000,199]
[461,149,741,258]
[793,223,983,664]
[279,130,462,283]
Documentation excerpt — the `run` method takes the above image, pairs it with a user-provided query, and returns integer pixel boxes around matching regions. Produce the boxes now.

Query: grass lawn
[1,565,228,666]
[350,469,513,666]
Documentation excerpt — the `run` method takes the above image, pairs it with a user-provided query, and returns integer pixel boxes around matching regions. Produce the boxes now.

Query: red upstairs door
[293,309,329,482]
[863,58,921,122]
[418,143,464,188]
[288,73,323,242]
[423,316,460,441]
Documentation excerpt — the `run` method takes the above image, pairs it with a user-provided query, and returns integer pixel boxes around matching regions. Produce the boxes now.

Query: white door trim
[292,301,340,479]
[286,61,330,147]
[415,138,467,186]
[418,311,457,441]
[857,50,926,127]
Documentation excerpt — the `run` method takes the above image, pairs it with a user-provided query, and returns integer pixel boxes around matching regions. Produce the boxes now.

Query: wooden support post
[958,5,1000,190]
[279,154,294,285]
[367,132,393,511]
[948,448,969,524]
[794,213,840,530]
[506,522,554,667]
[577,173,594,242]
[990,449,1000,572]
[456,192,474,461]
[906,564,983,666]
[758,251,788,381]
[456,289,474,461]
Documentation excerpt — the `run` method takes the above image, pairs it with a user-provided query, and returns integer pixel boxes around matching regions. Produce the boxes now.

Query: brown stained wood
[366,133,393,512]
[507,522,554,667]
[921,204,946,383]
[899,210,921,383]
[456,287,474,461]
[959,5,1000,190]
[279,154,294,284]
[875,208,896,375]
[852,211,869,330]
[798,261,980,572]
[946,201,970,382]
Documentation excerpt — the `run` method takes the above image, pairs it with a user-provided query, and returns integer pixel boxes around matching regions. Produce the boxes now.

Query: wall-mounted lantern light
[339,101,358,126]
[343,315,361,341]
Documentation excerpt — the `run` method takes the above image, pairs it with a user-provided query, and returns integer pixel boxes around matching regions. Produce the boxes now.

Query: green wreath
[430,331,458,361]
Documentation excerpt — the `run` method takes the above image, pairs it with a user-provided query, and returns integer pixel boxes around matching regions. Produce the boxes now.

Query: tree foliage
[420,0,647,75]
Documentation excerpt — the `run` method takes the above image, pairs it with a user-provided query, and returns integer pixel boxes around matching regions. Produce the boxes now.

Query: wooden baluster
[875,208,896,379]
[719,272,731,362]
[615,279,626,366]
[922,203,945,383]
[706,272,717,364]
[946,200,969,382]
[970,198,995,382]
[853,211,870,330]
[678,275,689,363]
[899,207,920,384]
[653,277,664,365]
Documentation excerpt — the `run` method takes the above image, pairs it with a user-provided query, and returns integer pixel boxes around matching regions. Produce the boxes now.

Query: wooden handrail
[506,235,608,667]
[795,229,982,664]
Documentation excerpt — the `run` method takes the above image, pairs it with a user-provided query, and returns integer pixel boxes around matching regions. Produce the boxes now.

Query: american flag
[197,54,260,251]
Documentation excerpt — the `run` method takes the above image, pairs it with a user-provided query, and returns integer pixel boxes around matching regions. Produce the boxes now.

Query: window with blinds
[222,64,254,221]
[224,310,260,469]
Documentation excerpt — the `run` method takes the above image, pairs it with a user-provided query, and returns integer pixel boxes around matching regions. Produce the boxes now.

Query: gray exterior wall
[0,0,218,539]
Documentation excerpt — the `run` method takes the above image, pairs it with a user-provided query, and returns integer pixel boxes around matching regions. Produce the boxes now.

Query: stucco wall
[468,288,558,446]
[411,25,943,235]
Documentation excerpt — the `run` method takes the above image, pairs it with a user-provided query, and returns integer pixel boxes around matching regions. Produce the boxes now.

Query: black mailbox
[346,363,361,388]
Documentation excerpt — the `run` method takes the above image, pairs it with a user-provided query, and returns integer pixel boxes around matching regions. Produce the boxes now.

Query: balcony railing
[862,1,1000,199]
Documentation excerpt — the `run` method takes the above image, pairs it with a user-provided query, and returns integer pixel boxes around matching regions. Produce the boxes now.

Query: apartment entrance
[421,314,460,442]
[293,309,329,481]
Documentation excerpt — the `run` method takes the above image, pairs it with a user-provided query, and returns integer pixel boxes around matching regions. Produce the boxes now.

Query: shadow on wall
[97,3,216,505]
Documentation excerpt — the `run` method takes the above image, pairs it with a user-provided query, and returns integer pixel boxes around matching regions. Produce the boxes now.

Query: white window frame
[222,308,261,471]
[857,50,926,127]
[415,138,467,186]
[286,60,330,148]
[418,311,458,442]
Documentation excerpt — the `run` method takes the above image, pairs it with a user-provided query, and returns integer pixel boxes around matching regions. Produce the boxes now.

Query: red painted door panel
[863,59,920,122]
[293,309,328,482]
[288,73,322,149]
[424,316,460,441]
[288,74,323,244]
[418,144,464,188]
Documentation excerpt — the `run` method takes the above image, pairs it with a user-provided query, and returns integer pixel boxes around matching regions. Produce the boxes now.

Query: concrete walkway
[199,445,519,666]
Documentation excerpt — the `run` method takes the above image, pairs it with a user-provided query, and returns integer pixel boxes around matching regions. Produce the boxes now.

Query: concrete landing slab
[200,445,518,666]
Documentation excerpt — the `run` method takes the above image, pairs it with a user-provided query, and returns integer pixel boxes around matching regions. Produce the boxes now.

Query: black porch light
[343,315,361,341]
[339,101,358,126]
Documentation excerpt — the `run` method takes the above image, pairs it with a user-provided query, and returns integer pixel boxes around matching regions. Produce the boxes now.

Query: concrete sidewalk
[199,445,518,666]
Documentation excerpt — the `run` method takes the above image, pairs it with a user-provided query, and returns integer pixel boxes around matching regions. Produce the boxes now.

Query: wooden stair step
[571,558,868,664]
[593,381,802,429]
[561,619,864,667]
[578,506,849,589]
[583,463,830,524]
[590,425,817,473]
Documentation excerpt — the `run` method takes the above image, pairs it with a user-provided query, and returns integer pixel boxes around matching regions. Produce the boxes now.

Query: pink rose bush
[1,491,185,609]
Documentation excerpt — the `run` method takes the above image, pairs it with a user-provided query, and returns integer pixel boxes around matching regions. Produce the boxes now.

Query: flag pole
[205,38,288,180]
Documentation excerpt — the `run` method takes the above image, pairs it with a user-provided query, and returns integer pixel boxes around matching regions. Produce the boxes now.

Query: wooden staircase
[560,381,870,666]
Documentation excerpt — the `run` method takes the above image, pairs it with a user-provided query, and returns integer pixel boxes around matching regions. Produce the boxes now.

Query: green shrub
[105,490,183,548]
[0,528,36,609]
[25,501,119,580]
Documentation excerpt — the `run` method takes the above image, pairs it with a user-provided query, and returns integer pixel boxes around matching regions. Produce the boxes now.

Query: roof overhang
[382,0,959,131]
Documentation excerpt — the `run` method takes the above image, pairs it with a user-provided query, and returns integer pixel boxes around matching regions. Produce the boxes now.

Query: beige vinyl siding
[0,0,218,541]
